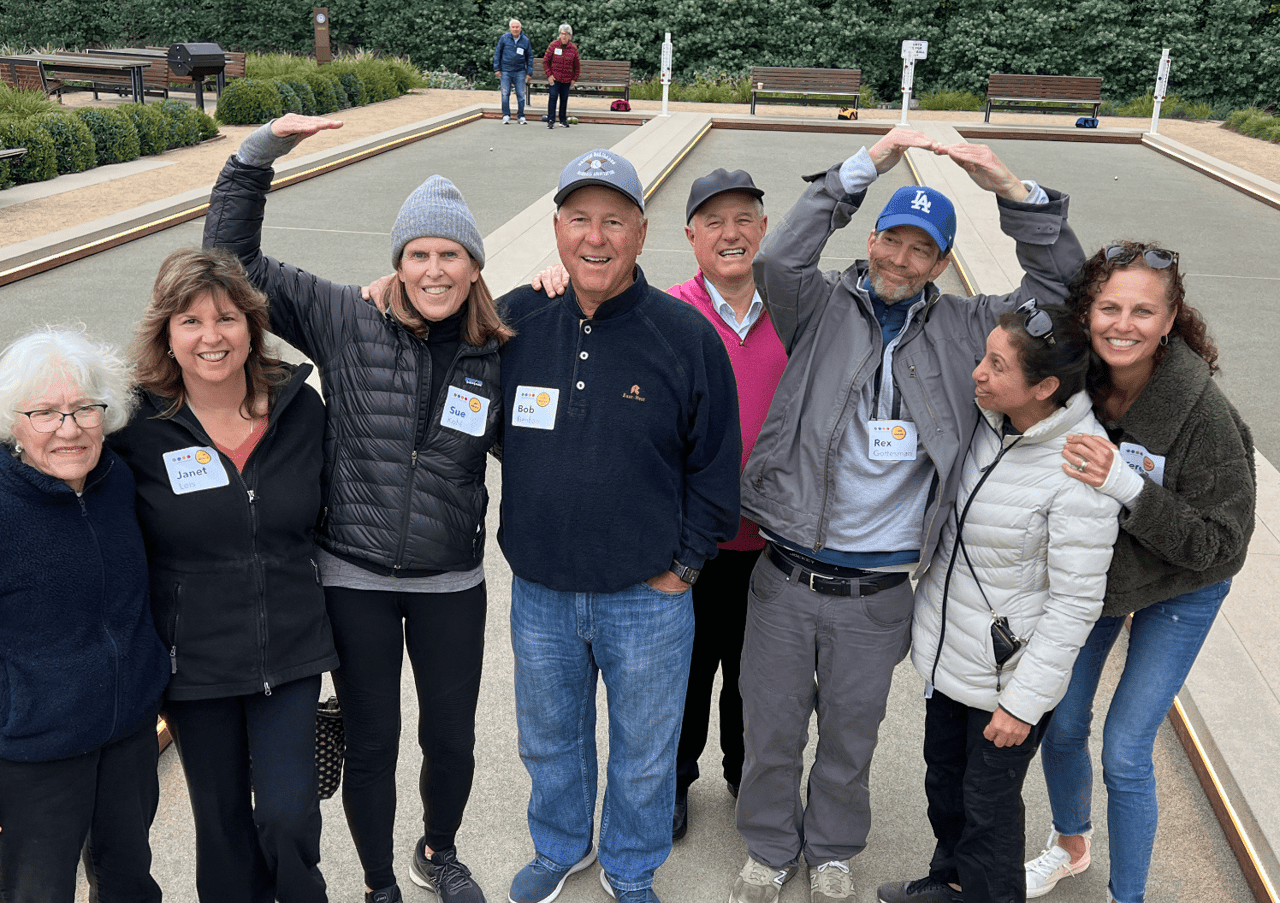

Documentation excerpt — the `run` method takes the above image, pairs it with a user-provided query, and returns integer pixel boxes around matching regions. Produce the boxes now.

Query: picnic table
[0,53,147,103]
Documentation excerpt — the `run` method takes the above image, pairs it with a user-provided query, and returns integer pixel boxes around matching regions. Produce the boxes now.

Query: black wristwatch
[670,558,701,586]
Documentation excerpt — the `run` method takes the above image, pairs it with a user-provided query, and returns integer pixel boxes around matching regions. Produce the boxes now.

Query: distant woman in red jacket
[543,24,580,129]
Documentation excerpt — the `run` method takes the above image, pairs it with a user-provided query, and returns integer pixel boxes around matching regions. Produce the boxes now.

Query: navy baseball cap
[685,168,764,223]
[875,185,957,255]
[554,149,645,212]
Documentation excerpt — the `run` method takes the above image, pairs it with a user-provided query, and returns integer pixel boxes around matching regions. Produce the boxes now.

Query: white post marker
[660,32,673,117]
[1150,48,1172,135]
[899,39,928,125]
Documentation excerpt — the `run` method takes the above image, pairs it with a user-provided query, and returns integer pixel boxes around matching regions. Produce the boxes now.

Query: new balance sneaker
[502,115,510,124]
[876,876,963,903]
[599,868,660,902]
[410,840,487,903]
[810,858,855,902]
[727,857,797,903]
[1025,831,1091,898]
[366,886,402,903]
[508,847,595,903]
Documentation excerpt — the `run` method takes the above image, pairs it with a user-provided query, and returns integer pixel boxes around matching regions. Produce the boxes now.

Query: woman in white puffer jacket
[878,302,1121,903]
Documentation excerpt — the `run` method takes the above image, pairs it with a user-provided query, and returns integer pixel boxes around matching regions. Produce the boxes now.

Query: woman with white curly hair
[0,326,169,903]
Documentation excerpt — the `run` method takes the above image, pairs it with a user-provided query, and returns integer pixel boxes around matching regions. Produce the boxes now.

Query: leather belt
[763,543,908,597]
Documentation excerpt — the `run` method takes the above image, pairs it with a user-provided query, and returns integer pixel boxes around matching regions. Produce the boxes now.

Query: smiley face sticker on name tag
[1119,441,1165,486]
[868,419,917,461]
[164,446,230,495]
[512,386,559,430]
[440,386,491,437]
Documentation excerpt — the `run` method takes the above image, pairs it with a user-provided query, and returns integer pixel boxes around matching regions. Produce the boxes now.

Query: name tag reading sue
[512,386,559,430]
[441,387,490,437]
[1119,441,1165,486]
[868,419,918,461]
[164,446,230,495]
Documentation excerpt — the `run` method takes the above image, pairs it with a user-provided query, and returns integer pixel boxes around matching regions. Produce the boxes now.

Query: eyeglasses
[15,404,108,433]
[1015,298,1055,347]
[1103,244,1179,270]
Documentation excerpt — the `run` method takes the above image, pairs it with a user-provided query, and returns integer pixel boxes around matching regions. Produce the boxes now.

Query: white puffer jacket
[911,391,1121,722]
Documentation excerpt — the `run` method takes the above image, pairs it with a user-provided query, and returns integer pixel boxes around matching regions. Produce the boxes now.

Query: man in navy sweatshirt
[499,149,742,903]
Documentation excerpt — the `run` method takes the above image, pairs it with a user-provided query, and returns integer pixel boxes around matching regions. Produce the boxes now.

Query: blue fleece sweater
[497,268,742,593]
[0,448,168,762]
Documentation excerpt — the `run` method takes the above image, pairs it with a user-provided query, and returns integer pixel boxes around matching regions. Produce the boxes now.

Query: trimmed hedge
[158,99,202,148]
[37,112,97,174]
[75,107,142,164]
[301,71,342,114]
[0,118,58,184]
[216,78,285,125]
[118,103,168,156]
[281,78,318,115]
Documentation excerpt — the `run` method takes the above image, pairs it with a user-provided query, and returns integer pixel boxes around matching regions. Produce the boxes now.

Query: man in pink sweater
[666,170,788,842]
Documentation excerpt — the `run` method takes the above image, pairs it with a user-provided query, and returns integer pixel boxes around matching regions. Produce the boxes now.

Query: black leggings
[325,583,486,889]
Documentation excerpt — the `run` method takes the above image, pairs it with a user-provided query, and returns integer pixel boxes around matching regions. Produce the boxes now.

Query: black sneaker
[672,787,688,840]
[877,876,963,903]
[410,839,487,903]
[365,886,402,903]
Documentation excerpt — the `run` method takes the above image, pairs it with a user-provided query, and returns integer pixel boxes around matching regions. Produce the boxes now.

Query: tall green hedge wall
[2,0,1277,107]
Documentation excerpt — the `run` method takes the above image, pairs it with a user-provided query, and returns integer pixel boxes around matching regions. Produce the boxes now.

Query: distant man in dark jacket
[493,18,533,124]
[500,149,742,903]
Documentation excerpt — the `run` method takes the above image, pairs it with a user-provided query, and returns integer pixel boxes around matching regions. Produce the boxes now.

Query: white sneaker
[502,115,510,124]
[1025,831,1091,898]
[810,858,855,902]
[519,116,527,124]
[728,857,797,903]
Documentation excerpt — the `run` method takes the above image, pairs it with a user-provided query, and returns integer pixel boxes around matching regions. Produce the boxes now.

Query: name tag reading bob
[164,446,230,495]
[512,386,559,430]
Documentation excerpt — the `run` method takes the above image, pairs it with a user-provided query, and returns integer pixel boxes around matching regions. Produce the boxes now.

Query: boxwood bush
[37,112,97,174]
[119,103,169,156]
[75,107,141,165]
[158,99,202,148]
[216,78,285,125]
[273,80,303,114]
[301,71,342,114]
[282,78,317,115]
[325,63,369,107]
[0,117,57,183]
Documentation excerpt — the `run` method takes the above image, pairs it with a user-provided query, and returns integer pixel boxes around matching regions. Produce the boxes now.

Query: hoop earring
[1160,334,1169,346]
[12,442,22,456]
[167,348,175,358]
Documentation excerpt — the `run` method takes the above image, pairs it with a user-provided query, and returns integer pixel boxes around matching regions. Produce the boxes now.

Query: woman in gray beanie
[204,113,512,903]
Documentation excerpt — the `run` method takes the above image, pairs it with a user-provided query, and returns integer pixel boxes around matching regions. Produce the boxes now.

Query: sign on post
[1150,48,1172,135]
[660,32,673,117]
[899,40,928,125]
[314,8,331,64]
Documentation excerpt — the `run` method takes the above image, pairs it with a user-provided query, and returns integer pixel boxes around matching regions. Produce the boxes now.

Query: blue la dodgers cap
[554,149,645,212]
[875,185,957,255]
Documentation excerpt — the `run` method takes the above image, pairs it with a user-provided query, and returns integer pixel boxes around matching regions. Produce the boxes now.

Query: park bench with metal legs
[530,59,631,103]
[749,66,861,115]
[984,74,1103,122]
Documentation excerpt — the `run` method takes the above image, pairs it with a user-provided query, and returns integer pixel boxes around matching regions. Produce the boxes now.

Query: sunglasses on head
[1103,244,1179,270]
[1015,298,1055,347]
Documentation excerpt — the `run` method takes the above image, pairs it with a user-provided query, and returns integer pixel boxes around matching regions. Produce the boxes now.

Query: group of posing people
[493,18,581,129]
[0,113,1254,903]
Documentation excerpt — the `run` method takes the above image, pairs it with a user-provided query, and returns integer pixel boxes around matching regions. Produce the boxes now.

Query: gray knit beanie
[390,175,485,269]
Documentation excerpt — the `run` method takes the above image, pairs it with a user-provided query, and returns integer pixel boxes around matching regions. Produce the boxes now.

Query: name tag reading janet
[512,386,559,430]
[164,446,230,495]
[441,387,490,437]
[1119,441,1165,486]
[868,420,918,461]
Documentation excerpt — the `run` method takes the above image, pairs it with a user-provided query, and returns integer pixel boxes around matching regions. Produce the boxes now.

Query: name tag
[516,47,525,55]
[868,420,918,461]
[554,48,563,55]
[1119,441,1165,486]
[163,446,230,495]
[512,386,559,430]
[441,387,490,437]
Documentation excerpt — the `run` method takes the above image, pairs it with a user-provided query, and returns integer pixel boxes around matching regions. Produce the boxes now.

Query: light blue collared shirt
[705,279,764,341]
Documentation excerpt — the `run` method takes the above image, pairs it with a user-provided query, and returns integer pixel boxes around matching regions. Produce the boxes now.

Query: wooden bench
[530,59,631,103]
[149,48,245,97]
[58,51,172,100]
[0,58,65,99]
[984,74,1102,122]
[749,66,861,115]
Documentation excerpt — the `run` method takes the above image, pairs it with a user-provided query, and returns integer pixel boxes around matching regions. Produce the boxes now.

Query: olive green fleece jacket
[1100,337,1255,617]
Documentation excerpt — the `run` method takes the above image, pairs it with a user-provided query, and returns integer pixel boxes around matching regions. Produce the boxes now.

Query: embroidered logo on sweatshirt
[622,384,646,402]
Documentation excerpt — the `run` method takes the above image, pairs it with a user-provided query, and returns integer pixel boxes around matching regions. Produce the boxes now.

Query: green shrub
[273,80,303,114]
[1105,92,1214,121]
[919,90,983,111]
[193,108,219,141]
[119,102,169,155]
[328,66,367,107]
[385,57,426,93]
[246,52,313,80]
[157,100,200,148]
[0,84,61,118]
[301,71,341,114]
[421,69,472,90]
[0,157,11,190]
[0,117,57,183]
[75,107,140,164]
[216,78,284,126]
[37,112,96,174]
[1222,108,1256,130]
[319,70,351,109]
[352,59,398,102]
[282,78,317,115]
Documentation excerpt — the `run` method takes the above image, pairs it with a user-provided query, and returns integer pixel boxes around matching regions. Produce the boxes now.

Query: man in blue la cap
[499,148,742,903]
[727,128,1086,903]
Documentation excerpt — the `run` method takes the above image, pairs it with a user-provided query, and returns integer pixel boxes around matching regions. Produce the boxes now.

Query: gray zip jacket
[742,158,1085,578]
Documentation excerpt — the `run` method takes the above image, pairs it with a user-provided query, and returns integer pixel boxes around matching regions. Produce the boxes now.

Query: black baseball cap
[685,168,764,223]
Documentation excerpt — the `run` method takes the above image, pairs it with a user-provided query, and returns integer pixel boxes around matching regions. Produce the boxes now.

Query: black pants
[0,718,161,903]
[547,81,571,124]
[325,583,486,889]
[676,547,757,792]
[923,690,1053,903]
[165,674,326,903]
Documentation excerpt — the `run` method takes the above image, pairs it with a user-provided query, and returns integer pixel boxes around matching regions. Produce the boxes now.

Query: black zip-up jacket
[204,156,502,575]
[112,366,338,700]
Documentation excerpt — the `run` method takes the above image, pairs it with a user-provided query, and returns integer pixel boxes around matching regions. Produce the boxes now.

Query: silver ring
[1074,461,1087,473]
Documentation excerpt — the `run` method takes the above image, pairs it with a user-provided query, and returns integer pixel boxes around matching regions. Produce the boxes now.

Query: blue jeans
[1040,580,1230,903]
[510,575,694,893]
[499,71,526,117]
